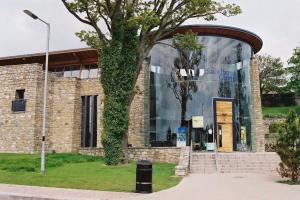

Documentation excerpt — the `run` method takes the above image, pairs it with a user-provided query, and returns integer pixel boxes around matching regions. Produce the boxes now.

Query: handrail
[188,139,193,172]
[214,142,219,173]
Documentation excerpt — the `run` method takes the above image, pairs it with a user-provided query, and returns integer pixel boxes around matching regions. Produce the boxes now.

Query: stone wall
[79,147,104,156]
[128,65,145,147]
[48,77,104,152]
[0,64,42,153]
[48,77,80,152]
[128,147,181,164]
[79,147,181,164]
[0,63,105,153]
[80,79,104,148]
[250,59,266,152]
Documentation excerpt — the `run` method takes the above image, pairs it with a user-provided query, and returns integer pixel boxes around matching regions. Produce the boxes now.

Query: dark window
[15,89,25,100]
[81,95,98,147]
[12,89,26,112]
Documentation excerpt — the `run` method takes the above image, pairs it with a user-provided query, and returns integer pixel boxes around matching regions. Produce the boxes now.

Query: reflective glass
[148,36,253,151]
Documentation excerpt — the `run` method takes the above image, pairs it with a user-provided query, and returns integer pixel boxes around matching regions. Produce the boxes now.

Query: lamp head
[23,10,38,20]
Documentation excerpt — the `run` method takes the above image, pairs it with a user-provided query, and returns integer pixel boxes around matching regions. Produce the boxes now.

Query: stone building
[0,25,266,164]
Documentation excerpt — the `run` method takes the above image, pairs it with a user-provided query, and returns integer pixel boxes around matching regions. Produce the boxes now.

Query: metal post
[23,10,50,175]
[41,22,50,175]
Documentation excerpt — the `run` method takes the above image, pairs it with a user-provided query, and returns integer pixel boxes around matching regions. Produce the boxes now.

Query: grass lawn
[262,105,300,118]
[0,153,181,192]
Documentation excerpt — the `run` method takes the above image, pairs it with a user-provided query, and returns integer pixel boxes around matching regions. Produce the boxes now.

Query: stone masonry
[0,63,104,153]
[0,54,266,158]
[250,58,266,152]
[0,64,42,152]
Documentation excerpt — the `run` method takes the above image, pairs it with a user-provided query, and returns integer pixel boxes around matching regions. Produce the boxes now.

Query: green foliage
[269,122,286,133]
[263,106,300,118]
[256,54,286,95]
[100,21,138,165]
[76,30,102,49]
[0,154,181,192]
[173,31,204,51]
[62,0,241,165]
[276,110,300,181]
[287,46,300,96]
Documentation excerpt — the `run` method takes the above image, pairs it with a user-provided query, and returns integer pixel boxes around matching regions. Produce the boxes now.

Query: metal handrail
[214,141,219,173]
[188,139,193,172]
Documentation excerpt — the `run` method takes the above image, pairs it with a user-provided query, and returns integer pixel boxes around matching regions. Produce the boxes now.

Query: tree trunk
[181,97,187,127]
[122,129,129,164]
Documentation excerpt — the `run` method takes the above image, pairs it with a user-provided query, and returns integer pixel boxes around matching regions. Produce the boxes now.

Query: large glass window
[147,36,253,151]
[81,95,98,147]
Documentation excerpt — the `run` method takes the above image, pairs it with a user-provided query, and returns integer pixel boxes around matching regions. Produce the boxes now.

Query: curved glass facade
[147,35,254,151]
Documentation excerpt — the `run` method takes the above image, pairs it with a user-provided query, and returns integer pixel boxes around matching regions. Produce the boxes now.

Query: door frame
[212,97,234,152]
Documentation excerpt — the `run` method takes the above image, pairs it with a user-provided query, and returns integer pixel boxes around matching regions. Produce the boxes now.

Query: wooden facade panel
[215,100,233,152]
[216,101,233,116]
[216,115,232,124]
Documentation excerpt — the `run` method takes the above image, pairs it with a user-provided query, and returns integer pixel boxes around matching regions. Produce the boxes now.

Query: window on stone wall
[12,89,26,112]
[81,95,98,148]
[15,89,25,100]
[51,65,99,79]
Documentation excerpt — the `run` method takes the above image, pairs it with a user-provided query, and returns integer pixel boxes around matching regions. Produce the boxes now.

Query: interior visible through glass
[147,35,253,151]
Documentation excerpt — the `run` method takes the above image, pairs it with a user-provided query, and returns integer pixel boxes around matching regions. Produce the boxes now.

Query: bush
[276,110,300,182]
[269,122,286,133]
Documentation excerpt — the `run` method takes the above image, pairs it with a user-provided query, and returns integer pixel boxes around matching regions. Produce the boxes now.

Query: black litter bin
[136,160,152,193]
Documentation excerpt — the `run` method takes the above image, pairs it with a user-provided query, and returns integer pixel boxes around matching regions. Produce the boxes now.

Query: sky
[0,0,300,65]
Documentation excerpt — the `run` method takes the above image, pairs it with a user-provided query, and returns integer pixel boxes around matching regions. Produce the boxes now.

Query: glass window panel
[89,68,98,78]
[148,35,253,150]
[81,66,89,79]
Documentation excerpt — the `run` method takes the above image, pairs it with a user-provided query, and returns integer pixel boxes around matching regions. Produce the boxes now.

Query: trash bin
[136,160,152,193]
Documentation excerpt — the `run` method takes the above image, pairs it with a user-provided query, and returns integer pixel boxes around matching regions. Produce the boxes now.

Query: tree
[287,46,300,96]
[276,110,300,182]
[167,31,203,127]
[62,0,241,165]
[256,54,286,95]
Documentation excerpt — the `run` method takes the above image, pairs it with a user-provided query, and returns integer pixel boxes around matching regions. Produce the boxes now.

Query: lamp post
[24,10,50,175]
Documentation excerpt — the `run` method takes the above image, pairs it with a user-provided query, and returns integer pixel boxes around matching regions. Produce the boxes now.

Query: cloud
[1,0,300,65]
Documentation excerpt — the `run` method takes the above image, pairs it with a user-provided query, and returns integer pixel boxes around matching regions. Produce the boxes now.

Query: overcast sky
[0,0,300,65]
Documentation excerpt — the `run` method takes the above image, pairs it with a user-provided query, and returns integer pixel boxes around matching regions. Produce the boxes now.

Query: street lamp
[24,10,50,175]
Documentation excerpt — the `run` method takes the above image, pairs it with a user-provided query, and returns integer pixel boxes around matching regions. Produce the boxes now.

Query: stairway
[190,153,217,174]
[190,152,281,174]
[217,152,281,174]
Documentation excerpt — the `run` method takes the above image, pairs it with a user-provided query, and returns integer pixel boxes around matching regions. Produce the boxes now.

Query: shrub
[276,110,300,182]
[269,122,286,133]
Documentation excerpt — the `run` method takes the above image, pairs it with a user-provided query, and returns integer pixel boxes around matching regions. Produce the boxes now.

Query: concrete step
[190,152,281,174]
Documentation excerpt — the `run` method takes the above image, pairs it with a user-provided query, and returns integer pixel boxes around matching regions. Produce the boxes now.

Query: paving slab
[1,174,300,200]
[0,184,141,200]
[125,173,300,200]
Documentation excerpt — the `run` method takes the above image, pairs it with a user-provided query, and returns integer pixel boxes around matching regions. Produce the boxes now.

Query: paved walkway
[0,174,300,200]
[125,174,300,200]
[0,184,141,200]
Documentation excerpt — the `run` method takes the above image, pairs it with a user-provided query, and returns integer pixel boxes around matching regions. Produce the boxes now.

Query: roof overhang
[159,25,263,53]
[0,48,98,68]
[0,25,263,68]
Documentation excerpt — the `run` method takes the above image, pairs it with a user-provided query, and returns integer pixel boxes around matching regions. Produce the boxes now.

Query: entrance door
[214,99,233,152]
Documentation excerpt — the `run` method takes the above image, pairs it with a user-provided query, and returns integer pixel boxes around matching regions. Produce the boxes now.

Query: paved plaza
[0,174,300,200]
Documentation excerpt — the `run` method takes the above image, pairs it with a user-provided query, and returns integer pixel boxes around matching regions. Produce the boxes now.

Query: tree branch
[62,0,93,26]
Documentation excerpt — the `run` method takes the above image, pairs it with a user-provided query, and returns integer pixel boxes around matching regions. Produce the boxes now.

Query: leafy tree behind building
[287,46,300,96]
[256,54,286,95]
